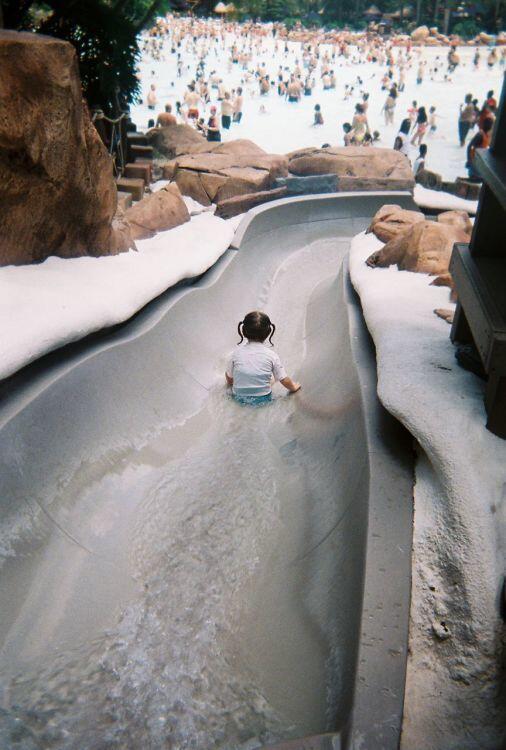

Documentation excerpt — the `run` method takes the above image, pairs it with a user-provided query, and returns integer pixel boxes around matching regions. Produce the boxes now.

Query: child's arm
[273,353,300,393]
[225,372,233,386]
[280,376,301,393]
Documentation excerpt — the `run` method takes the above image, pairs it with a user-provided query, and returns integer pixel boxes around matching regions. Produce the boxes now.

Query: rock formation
[0,31,121,266]
[287,146,414,191]
[162,140,288,207]
[124,184,190,240]
[436,209,473,235]
[367,204,425,242]
[215,186,287,219]
[366,220,470,275]
[152,129,415,212]
[147,123,207,159]
[411,25,431,42]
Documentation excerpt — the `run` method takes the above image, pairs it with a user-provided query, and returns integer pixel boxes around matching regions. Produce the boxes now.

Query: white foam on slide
[0,212,235,380]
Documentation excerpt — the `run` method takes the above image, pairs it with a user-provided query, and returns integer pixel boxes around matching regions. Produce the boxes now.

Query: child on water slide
[225,311,301,406]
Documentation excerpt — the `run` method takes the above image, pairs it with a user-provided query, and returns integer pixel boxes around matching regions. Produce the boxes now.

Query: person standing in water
[382,86,397,126]
[225,311,300,406]
[394,118,411,158]
[233,87,243,123]
[221,92,233,130]
[458,93,475,147]
[350,103,369,144]
[207,106,221,142]
[411,106,428,146]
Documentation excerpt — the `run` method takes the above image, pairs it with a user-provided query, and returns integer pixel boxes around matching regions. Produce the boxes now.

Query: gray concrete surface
[0,193,415,750]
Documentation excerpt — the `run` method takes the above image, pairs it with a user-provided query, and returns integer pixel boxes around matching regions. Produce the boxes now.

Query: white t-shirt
[396,131,410,157]
[226,341,287,397]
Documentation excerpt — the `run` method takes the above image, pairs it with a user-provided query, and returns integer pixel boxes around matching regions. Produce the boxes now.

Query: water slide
[0,193,415,750]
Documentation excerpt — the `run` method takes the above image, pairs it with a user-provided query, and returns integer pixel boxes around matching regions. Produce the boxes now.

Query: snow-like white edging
[0,212,236,381]
[349,231,504,744]
[414,184,479,214]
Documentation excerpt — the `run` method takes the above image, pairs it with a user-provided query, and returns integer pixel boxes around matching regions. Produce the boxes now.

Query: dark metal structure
[450,73,506,439]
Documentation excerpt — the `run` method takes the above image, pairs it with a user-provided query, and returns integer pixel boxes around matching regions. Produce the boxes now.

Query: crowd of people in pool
[140,16,504,181]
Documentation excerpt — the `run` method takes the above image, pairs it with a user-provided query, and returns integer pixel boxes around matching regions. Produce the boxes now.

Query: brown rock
[286,146,318,160]
[411,25,431,41]
[215,187,287,219]
[175,150,288,181]
[287,147,414,190]
[437,210,472,235]
[124,184,190,240]
[0,31,118,266]
[161,161,178,180]
[367,204,425,242]
[146,123,206,159]
[455,178,481,201]
[212,139,266,156]
[199,172,229,201]
[173,169,211,206]
[340,176,414,191]
[175,152,238,173]
[478,32,494,44]
[365,220,469,275]
[416,168,443,190]
[215,166,271,200]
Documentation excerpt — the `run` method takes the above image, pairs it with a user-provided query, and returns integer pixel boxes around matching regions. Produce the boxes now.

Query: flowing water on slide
[0,237,367,749]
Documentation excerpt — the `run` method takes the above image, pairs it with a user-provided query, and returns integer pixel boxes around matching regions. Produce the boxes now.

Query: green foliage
[1,0,169,112]
[451,19,482,38]
[237,0,266,18]
[234,0,498,31]
[264,0,288,21]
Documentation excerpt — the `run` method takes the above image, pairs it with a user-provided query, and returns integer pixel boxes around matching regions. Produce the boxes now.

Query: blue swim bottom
[233,392,272,407]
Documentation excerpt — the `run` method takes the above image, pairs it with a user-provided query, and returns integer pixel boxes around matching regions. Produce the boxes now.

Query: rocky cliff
[0,31,120,266]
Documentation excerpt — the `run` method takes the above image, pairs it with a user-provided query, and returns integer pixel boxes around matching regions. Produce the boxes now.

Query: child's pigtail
[268,323,276,346]
[237,321,244,344]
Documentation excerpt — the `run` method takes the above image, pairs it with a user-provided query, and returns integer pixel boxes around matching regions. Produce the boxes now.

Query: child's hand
[280,376,301,393]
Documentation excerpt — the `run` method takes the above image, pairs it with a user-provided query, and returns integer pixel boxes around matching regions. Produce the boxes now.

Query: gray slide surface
[0,193,415,750]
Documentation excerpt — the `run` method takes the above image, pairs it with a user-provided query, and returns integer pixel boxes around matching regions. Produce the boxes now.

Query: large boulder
[411,25,431,42]
[0,31,118,266]
[424,35,442,46]
[124,183,190,240]
[477,32,495,45]
[287,147,414,191]
[212,139,266,157]
[169,140,288,205]
[215,187,287,219]
[366,220,469,275]
[146,123,207,159]
[437,210,473,235]
[367,204,425,242]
